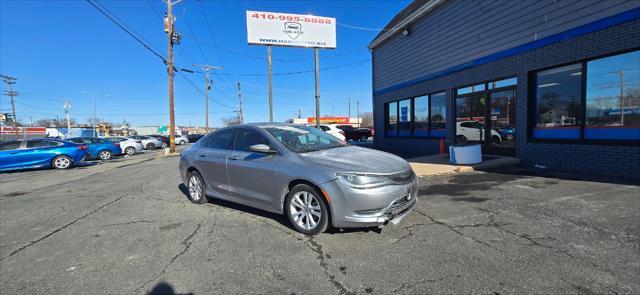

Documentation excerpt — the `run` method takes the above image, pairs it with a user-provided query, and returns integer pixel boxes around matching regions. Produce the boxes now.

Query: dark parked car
[0,138,88,171]
[149,135,169,148]
[187,134,205,142]
[335,125,371,141]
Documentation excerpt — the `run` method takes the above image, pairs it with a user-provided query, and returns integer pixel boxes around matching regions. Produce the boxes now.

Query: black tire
[146,143,155,150]
[285,184,329,235]
[186,171,207,204]
[125,147,135,156]
[98,150,112,160]
[52,155,72,169]
[491,136,501,145]
[506,134,514,141]
[180,140,185,145]
[360,134,368,142]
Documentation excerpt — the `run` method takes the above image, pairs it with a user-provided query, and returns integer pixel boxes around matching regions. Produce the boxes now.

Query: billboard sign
[246,11,336,49]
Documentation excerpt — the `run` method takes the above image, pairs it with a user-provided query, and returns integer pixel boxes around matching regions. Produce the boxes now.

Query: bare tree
[360,112,373,128]
[221,115,241,127]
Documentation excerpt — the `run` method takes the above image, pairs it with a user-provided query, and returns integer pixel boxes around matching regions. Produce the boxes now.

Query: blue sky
[0,0,409,127]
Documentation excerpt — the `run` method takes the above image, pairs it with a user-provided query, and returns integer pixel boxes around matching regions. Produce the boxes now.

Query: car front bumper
[320,177,419,228]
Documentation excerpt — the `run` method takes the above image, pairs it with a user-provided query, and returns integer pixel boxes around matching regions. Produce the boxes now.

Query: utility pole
[64,100,72,138]
[314,48,320,128]
[237,82,244,124]
[267,46,273,123]
[164,0,183,154]
[192,64,222,130]
[1,75,19,136]
[356,100,360,127]
[348,98,351,119]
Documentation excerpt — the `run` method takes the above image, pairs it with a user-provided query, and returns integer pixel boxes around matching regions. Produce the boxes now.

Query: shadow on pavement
[178,184,382,235]
[478,165,640,186]
[147,281,193,295]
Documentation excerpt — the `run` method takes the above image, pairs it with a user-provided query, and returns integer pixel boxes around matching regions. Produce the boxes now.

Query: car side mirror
[249,144,277,154]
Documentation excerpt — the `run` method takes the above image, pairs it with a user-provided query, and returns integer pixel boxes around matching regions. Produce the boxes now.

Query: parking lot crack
[393,222,435,244]
[305,236,355,295]
[136,217,205,292]
[392,278,438,293]
[0,195,125,262]
[413,209,504,253]
[104,219,157,227]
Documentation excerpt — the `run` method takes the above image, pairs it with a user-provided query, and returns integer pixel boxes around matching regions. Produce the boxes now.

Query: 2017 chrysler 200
[179,124,417,235]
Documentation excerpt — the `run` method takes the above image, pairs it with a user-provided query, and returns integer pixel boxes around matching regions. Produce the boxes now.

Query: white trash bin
[450,144,482,165]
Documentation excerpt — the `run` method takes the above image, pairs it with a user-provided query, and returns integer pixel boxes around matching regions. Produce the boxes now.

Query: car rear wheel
[52,155,72,169]
[506,134,514,141]
[98,150,112,160]
[180,140,185,145]
[125,147,135,156]
[360,134,368,142]
[146,143,155,150]
[187,171,207,204]
[285,184,329,235]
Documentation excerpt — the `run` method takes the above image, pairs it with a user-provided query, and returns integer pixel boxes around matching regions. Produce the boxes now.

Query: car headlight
[337,173,392,189]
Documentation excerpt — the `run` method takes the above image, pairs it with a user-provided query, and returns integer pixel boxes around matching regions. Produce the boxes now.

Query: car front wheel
[52,155,72,169]
[285,184,329,235]
[146,143,155,150]
[125,147,135,156]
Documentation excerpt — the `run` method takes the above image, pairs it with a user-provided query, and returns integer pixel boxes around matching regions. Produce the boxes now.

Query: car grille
[384,193,416,216]
[385,169,415,184]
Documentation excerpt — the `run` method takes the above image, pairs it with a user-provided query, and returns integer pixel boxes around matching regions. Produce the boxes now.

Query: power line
[86,0,167,64]
[213,59,371,77]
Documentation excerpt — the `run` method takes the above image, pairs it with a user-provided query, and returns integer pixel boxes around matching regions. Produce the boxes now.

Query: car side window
[203,129,235,150]
[94,138,106,143]
[82,138,94,144]
[320,126,328,131]
[234,128,270,152]
[0,141,22,151]
[460,122,473,128]
[26,140,60,148]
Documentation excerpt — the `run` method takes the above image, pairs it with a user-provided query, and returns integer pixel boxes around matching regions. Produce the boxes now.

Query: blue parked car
[67,137,122,160]
[0,138,89,172]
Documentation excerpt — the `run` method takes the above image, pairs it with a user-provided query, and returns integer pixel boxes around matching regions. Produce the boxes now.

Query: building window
[530,50,640,142]
[489,77,517,89]
[398,99,412,136]
[386,102,398,137]
[384,91,447,138]
[457,83,486,95]
[430,92,447,137]
[414,96,429,137]
[585,51,640,140]
[533,63,582,139]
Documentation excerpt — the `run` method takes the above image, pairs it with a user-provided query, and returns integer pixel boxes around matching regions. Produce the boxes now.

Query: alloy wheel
[188,175,203,201]
[289,191,322,230]
[126,147,135,155]
[54,157,71,169]
[99,151,111,160]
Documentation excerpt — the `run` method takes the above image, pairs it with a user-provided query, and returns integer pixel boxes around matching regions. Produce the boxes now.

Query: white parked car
[129,135,163,150]
[104,137,144,156]
[456,121,502,145]
[316,124,346,141]
[175,135,189,145]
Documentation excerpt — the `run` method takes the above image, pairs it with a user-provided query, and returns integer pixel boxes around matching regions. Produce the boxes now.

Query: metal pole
[314,48,320,128]
[619,71,624,125]
[93,96,97,137]
[205,70,210,129]
[167,0,176,153]
[348,98,351,119]
[268,45,273,123]
[356,100,360,127]
[237,82,244,124]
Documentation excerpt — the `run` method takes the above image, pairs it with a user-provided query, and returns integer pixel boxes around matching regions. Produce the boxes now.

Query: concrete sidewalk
[408,153,519,177]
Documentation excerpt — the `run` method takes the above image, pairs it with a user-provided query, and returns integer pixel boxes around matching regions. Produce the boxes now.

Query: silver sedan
[179,123,417,235]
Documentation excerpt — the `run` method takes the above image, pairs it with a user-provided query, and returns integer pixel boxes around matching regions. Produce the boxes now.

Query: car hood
[297,145,409,174]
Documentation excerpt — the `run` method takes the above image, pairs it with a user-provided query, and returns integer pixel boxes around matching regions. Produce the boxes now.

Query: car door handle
[228,155,241,160]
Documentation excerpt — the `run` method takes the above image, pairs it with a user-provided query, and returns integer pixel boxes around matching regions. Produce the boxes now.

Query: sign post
[246,11,336,126]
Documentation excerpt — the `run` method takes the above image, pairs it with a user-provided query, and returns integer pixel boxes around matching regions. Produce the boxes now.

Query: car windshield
[262,125,346,153]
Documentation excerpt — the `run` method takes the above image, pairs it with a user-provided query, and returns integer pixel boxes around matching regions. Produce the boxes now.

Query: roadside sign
[246,11,336,49]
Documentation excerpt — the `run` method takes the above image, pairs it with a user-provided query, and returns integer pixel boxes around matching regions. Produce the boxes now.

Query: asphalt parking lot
[0,145,638,294]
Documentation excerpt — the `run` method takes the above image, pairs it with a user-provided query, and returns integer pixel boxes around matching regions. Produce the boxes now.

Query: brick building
[370,0,639,178]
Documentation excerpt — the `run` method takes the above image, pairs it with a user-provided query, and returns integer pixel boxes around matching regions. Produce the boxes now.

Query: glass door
[455,94,487,145]
[486,89,516,155]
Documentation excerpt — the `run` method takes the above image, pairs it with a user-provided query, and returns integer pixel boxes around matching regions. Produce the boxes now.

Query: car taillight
[115,143,120,147]
[339,130,345,135]
[79,144,88,150]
